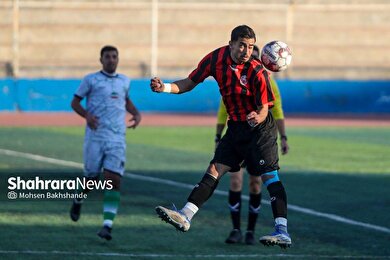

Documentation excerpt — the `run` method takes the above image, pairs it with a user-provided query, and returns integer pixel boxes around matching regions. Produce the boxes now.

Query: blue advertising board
[1,78,389,114]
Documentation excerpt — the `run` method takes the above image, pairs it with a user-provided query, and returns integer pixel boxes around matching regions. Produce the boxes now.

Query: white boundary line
[1,148,390,235]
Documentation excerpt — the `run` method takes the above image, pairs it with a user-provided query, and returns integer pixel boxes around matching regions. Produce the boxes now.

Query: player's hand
[246,111,262,127]
[86,113,99,130]
[150,77,164,93]
[127,113,141,129]
[281,139,289,155]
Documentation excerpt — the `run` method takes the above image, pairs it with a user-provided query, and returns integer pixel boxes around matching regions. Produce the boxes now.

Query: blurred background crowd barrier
[1,78,389,114]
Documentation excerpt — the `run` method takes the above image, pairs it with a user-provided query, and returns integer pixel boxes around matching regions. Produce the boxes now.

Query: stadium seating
[0,0,389,79]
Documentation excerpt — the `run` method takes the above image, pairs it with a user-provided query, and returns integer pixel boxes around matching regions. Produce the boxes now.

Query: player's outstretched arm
[150,77,197,94]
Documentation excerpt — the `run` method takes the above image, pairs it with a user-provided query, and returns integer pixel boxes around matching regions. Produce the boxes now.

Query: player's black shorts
[211,112,279,176]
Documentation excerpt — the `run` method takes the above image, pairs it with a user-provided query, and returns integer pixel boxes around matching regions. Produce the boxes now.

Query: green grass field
[0,126,389,259]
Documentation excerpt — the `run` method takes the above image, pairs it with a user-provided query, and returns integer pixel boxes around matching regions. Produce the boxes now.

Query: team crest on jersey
[240,75,247,86]
[110,91,119,99]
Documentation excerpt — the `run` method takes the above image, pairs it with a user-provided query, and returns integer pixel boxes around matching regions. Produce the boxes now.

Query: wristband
[281,135,288,141]
[215,134,221,142]
[163,83,172,93]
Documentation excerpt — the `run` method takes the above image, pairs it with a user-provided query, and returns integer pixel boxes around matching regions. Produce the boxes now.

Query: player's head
[100,45,119,74]
[252,45,260,59]
[229,25,256,64]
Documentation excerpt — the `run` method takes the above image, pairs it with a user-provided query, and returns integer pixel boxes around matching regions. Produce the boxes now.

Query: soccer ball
[260,41,292,72]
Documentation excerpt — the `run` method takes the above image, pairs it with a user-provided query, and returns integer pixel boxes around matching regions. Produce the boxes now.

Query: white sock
[103,219,113,228]
[181,202,199,221]
[275,217,288,232]
[275,217,287,226]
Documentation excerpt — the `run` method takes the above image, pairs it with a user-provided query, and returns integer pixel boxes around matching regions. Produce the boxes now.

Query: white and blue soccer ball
[260,41,292,72]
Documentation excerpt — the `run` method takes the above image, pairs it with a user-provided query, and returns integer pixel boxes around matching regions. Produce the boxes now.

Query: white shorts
[83,139,126,177]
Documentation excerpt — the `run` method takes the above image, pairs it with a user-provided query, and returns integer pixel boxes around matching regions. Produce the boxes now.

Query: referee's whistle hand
[150,77,164,92]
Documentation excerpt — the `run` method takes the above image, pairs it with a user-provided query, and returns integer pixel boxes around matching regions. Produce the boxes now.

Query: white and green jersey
[75,71,130,142]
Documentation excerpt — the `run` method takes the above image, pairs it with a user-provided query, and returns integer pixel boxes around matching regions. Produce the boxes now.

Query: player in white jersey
[69,45,141,240]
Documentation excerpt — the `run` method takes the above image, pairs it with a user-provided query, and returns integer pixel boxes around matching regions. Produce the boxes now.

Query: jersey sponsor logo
[240,75,247,86]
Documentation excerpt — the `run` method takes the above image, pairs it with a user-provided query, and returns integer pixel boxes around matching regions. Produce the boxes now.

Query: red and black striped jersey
[188,45,275,122]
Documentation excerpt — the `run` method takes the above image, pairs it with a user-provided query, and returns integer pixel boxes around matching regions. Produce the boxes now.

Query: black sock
[267,181,287,218]
[228,190,241,230]
[247,192,262,231]
[187,174,218,208]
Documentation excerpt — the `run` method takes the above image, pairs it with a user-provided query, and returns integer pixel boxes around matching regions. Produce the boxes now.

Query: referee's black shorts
[211,112,279,176]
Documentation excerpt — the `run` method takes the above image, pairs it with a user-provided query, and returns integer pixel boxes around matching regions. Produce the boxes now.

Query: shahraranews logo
[7,176,113,200]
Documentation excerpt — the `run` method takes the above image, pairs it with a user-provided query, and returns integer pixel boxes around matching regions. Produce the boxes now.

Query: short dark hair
[252,45,260,59]
[230,25,256,42]
[100,45,118,57]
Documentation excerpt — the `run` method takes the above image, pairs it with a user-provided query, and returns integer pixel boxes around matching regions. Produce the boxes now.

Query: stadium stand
[0,0,389,79]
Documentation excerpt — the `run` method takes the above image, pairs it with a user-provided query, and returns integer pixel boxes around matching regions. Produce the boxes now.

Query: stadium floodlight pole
[151,0,159,77]
[12,0,20,78]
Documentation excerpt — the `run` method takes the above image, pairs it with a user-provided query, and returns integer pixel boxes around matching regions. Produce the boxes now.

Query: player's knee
[230,173,243,191]
[108,179,120,191]
[267,180,284,193]
[249,175,261,193]
[104,170,121,190]
[230,179,241,191]
[207,163,230,179]
[261,170,280,187]
[82,176,100,192]
[207,164,219,178]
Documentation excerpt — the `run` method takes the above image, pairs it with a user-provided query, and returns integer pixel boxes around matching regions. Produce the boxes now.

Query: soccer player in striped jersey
[151,25,291,248]
[215,44,289,245]
[70,45,141,240]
